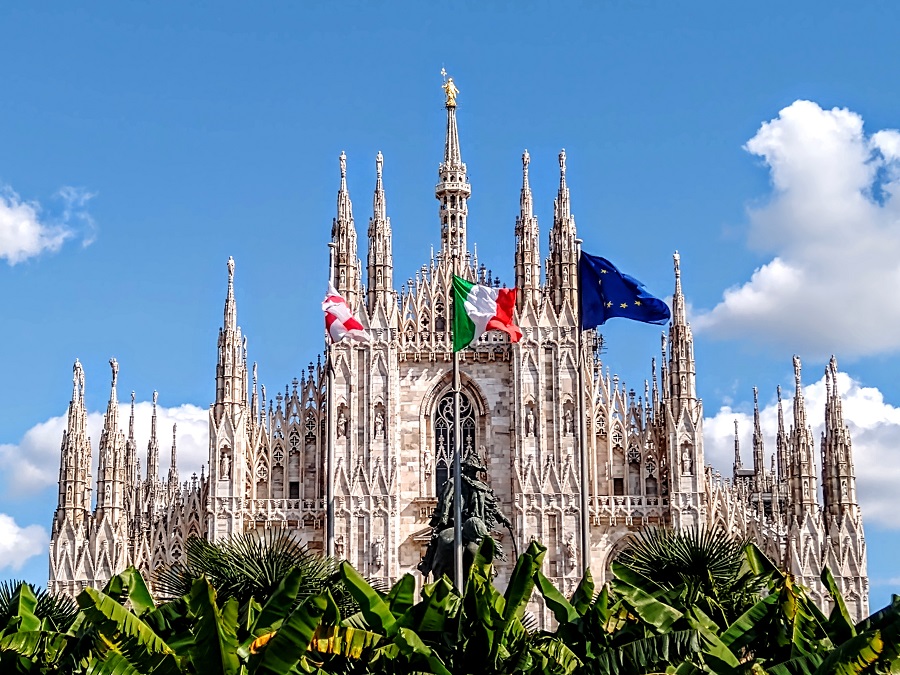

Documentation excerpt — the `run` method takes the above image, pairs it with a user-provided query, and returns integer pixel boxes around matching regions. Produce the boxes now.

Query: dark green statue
[418,447,513,582]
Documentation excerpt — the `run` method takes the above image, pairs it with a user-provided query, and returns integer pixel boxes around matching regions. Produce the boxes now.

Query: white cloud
[0,399,209,498]
[695,100,900,357]
[704,369,900,529]
[0,184,96,265]
[0,514,48,572]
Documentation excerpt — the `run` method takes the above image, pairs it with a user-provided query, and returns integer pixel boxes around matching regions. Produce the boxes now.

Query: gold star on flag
[605,301,612,308]
[620,303,628,309]
[634,300,642,306]
[600,269,608,274]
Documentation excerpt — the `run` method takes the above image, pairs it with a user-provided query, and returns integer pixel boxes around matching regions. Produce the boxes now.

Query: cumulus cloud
[695,100,900,357]
[0,184,96,265]
[0,399,208,498]
[0,514,48,572]
[704,369,900,529]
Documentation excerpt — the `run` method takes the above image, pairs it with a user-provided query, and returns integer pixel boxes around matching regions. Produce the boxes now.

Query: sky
[1,2,899,608]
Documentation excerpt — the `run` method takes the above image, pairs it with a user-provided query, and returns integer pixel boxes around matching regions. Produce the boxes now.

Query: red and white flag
[322,283,370,343]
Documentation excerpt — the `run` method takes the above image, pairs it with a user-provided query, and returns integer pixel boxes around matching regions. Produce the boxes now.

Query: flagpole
[575,239,591,574]
[452,249,464,591]
[326,242,336,558]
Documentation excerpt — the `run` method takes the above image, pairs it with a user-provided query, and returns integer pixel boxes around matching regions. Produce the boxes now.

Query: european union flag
[579,252,671,329]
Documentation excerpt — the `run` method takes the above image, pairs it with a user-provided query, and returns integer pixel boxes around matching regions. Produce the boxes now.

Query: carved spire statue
[546,150,578,312]
[332,151,362,309]
[514,149,540,311]
[367,150,394,314]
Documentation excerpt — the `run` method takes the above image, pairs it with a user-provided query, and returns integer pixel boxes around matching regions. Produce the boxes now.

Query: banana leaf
[409,577,459,634]
[385,573,417,618]
[610,575,682,633]
[185,577,240,675]
[501,540,546,624]
[103,567,155,618]
[0,629,68,663]
[570,569,595,615]
[534,571,578,625]
[253,594,327,675]
[77,587,175,658]
[3,583,40,633]
[309,624,381,659]
[339,561,396,635]
[84,650,144,675]
[820,567,855,646]
[588,630,702,675]
[249,567,304,636]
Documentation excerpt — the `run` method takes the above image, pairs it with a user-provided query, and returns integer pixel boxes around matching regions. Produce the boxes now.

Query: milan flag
[322,283,370,343]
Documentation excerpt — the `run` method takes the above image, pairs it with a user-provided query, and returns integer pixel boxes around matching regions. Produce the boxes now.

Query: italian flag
[452,275,523,352]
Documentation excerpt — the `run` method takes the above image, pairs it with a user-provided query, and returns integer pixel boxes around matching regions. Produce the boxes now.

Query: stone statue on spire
[109,358,118,388]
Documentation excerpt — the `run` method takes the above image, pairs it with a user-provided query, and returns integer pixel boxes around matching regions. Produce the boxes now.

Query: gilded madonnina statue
[441,68,459,108]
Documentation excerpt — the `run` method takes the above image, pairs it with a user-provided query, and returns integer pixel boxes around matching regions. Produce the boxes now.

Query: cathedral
[48,82,869,622]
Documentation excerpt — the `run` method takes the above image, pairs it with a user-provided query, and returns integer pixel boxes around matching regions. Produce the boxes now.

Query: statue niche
[417,446,512,583]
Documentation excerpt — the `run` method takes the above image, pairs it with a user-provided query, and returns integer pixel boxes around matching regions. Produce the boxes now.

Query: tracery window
[433,390,476,496]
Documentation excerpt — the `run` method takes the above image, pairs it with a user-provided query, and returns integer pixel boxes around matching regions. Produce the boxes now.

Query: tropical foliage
[0,528,898,674]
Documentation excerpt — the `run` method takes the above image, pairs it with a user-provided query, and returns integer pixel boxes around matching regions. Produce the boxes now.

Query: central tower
[436,74,471,259]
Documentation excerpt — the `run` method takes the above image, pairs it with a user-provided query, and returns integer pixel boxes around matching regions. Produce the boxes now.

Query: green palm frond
[153,529,348,612]
[0,580,79,630]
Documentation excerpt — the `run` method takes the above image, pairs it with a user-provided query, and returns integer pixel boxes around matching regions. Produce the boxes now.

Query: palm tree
[154,528,353,612]
[0,580,78,630]
[612,526,763,628]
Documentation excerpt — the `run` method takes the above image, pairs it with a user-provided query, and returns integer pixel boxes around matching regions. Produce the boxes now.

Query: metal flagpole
[575,239,591,574]
[452,249,464,591]
[326,242,336,558]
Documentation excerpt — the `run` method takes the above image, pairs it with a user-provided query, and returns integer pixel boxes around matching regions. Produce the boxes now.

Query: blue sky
[1,2,899,607]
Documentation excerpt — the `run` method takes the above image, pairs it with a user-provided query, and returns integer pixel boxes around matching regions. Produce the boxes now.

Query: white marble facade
[49,91,868,622]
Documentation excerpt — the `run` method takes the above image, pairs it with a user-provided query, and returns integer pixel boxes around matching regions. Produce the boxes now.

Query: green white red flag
[452,275,522,352]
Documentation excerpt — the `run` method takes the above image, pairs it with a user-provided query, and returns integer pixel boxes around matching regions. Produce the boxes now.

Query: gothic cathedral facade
[49,91,869,621]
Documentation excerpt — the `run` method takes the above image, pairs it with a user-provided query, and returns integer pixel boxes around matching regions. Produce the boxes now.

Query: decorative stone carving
[373,535,385,568]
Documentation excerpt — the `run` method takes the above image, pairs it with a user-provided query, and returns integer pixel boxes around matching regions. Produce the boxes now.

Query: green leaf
[339,561,396,635]
[610,575,683,633]
[570,568,595,615]
[84,650,143,675]
[310,624,381,659]
[77,587,174,657]
[186,578,240,675]
[391,626,452,675]
[4,583,40,633]
[820,566,855,644]
[413,577,459,633]
[385,574,417,618]
[720,592,780,650]
[103,566,156,618]
[535,571,578,625]
[502,540,546,623]
[250,567,304,635]
[0,629,67,662]
[254,594,327,675]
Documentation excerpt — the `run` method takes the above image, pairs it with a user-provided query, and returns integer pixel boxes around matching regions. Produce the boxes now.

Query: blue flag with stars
[579,252,671,328]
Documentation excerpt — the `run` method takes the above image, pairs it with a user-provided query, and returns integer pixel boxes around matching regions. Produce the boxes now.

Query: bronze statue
[418,446,512,582]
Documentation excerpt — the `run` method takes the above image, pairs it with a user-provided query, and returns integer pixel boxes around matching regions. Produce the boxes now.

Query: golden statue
[441,68,459,107]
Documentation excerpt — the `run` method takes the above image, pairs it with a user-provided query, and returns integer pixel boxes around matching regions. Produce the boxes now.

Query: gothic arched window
[433,390,476,496]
